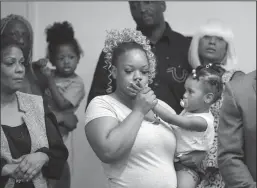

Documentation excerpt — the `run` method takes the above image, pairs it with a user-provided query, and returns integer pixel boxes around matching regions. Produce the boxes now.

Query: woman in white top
[85,29,177,188]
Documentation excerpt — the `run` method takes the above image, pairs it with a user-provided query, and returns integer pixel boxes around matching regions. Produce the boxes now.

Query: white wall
[1,2,36,31]
[2,2,256,188]
[1,2,28,18]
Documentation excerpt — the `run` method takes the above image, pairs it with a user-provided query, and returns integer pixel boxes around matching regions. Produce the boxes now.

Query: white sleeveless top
[174,110,215,157]
[85,95,177,188]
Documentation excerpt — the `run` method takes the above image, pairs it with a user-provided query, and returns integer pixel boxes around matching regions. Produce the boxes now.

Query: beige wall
[1,2,256,188]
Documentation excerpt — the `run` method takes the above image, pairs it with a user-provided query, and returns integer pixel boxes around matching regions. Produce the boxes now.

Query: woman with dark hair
[85,28,178,188]
[1,14,40,95]
[0,36,68,188]
[1,14,79,133]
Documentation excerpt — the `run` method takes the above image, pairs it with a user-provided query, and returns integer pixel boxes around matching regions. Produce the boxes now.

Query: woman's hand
[132,86,157,115]
[127,83,159,123]
[13,152,49,182]
[1,164,19,177]
[2,156,24,179]
[127,82,157,115]
[126,81,143,96]
[179,150,206,169]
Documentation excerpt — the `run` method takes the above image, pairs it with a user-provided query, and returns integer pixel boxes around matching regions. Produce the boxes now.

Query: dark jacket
[218,70,256,188]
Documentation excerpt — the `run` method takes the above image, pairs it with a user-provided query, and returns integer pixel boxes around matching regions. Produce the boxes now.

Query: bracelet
[152,113,161,125]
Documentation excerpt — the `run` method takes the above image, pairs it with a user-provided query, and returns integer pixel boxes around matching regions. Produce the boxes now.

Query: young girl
[39,21,85,188]
[152,64,223,188]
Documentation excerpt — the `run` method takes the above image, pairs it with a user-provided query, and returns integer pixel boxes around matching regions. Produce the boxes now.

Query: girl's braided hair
[190,63,224,103]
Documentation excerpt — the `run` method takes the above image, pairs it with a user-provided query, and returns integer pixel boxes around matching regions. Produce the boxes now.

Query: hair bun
[46,21,74,44]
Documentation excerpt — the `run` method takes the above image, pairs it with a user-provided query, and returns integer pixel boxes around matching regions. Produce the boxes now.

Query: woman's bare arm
[85,110,144,164]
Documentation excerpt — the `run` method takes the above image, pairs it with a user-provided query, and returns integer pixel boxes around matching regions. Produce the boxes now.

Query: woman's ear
[204,93,214,104]
[111,65,117,80]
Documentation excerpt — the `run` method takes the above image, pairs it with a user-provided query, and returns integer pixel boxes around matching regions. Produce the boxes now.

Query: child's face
[182,77,207,112]
[54,44,79,77]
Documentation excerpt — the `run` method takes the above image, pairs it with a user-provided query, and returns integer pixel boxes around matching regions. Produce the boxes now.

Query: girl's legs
[175,163,200,188]
[177,169,199,188]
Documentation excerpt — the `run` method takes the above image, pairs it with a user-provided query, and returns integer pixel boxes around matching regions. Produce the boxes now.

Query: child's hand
[33,58,48,68]
[179,151,206,168]
[59,126,70,136]
[61,113,78,131]
[40,66,53,78]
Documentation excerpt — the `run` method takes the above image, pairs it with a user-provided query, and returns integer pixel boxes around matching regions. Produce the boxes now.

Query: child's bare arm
[47,77,73,110]
[153,104,207,132]
[39,66,73,110]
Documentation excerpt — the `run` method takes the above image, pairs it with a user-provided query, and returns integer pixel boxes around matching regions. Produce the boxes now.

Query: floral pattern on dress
[197,70,237,188]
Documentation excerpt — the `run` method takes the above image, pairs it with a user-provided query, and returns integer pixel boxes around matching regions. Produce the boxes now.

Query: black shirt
[87,23,192,114]
[0,113,69,188]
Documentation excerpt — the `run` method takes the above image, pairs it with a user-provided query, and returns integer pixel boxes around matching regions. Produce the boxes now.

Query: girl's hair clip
[192,69,197,78]
[205,63,213,68]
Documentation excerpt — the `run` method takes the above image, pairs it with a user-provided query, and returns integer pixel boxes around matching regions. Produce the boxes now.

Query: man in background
[218,70,256,188]
[86,1,191,114]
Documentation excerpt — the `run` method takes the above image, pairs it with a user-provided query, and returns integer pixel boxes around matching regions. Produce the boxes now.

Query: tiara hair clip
[192,69,197,78]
